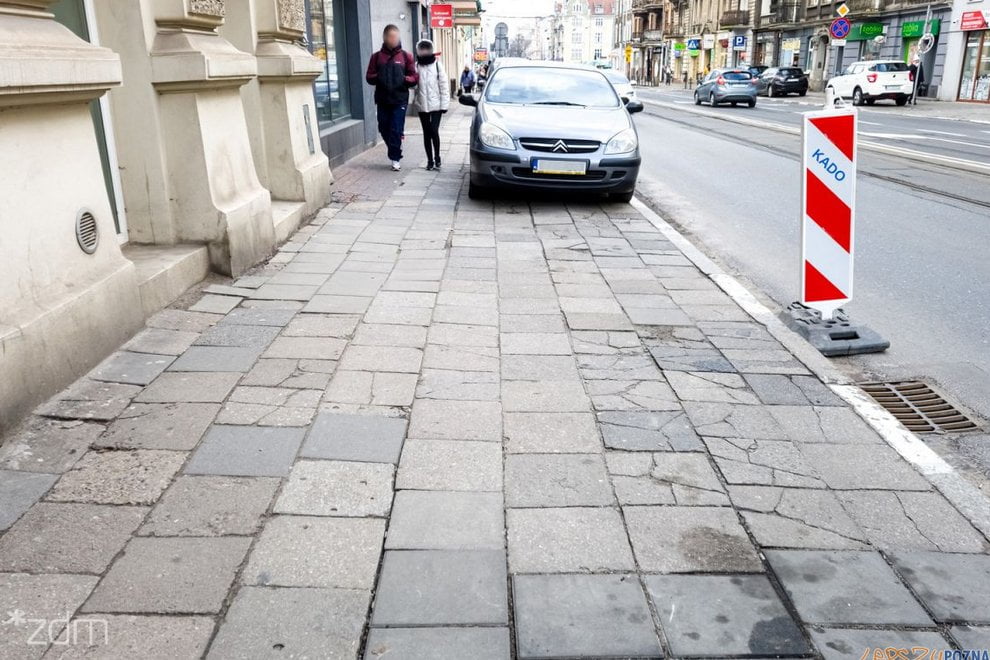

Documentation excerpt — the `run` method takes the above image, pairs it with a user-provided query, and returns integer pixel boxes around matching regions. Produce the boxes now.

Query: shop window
[958,30,989,102]
[307,0,351,127]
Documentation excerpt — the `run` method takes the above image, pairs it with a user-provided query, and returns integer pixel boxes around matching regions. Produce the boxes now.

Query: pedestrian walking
[460,66,476,94]
[413,39,450,171]
[365,24,418,171]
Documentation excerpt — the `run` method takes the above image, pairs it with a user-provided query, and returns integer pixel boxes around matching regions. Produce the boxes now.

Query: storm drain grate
[861,381,980,434]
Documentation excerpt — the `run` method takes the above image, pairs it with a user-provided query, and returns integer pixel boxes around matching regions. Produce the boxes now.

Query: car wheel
[852,87,864,106]
[468,180,487,200]
[866,98,876,106]
[767,85,775,98]
[694,91,701,105]
[798,90,807,97]
[709,92,716,106]
[895,95,908,106]
[610,190,635,203]
[748,98,756,108]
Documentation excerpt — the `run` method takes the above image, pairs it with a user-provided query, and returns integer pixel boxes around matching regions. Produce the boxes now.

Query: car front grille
[511,168,608,181]
[517,138,601,154]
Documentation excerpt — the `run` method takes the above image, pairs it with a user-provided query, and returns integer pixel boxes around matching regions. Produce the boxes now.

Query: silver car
[458,61,644,203]
[694,68,758,107]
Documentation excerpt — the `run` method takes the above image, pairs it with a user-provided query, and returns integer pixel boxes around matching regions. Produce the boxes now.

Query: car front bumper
[469,147,640,194]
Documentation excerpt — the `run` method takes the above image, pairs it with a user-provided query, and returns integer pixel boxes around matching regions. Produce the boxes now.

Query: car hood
[481,103,631,141]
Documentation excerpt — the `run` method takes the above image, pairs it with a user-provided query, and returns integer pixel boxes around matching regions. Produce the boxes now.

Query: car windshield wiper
[531,101,586,107]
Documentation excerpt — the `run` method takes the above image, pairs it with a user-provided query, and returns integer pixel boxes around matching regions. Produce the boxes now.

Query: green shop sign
[674,42,686,50]
[847,22,884,41]
[901,19,940,38]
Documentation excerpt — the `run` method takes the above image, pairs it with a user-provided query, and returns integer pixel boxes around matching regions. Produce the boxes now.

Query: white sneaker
[391,160,401,171]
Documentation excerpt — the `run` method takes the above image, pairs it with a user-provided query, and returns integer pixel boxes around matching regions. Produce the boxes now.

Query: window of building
[594,48,603,59]
[307,0,350,127]
[595,32,602,43]
[958,29,990,102]
[595,17,604,27]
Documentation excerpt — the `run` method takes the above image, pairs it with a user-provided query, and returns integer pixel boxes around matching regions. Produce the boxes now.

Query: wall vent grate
[75,210,98,254]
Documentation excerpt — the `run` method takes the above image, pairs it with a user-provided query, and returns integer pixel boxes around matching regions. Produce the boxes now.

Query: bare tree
[506,34,533,58]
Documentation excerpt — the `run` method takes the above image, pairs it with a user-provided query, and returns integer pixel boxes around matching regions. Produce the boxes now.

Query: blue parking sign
[732,35,747,49]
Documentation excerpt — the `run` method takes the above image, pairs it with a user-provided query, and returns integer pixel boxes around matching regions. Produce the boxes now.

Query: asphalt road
[632,101,990,427]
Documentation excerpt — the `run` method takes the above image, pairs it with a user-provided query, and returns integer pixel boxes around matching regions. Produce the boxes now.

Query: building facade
[941,1,989,101]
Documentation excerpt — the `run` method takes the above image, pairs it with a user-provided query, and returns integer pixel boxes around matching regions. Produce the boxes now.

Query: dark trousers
[463,83,474,93]
[376,103,406,161]
[418,111,442,164]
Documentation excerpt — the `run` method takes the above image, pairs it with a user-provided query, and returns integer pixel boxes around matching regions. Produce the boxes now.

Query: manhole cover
[861,381,979,434]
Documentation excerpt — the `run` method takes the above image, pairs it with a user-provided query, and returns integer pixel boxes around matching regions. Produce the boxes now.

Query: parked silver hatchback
[694,68,758,107]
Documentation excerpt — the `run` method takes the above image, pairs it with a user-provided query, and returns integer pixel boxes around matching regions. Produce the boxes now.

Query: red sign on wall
[961,11,988,31]
[431,4,454,28]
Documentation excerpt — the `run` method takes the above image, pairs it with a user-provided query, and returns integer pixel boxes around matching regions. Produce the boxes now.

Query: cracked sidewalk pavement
[1,107,990,659]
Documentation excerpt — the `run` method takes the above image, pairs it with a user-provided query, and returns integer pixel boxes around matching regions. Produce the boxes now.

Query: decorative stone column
[151,0,275,276]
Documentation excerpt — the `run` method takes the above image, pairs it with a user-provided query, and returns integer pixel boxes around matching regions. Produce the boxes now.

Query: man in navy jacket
[366,24,419,171]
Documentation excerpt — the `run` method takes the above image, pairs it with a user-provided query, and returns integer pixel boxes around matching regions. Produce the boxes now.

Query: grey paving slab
[889,551,990,623]
[137,372,241,403]
[599,410,702,451]
[139,475,279,536]
[185,425,305,477]
[808,628,951,660]
[506,507,635,573]
[167,346,263,372]
[249,283,320,300]
[42,614,214,659]
[96,402,219,450]
[569,330,642,355]
[48,449,185,505]
[666,370,760,404]
[244,515,385,589]
[501,381,591,413]
[577,353,663,381]
[797,443,931,491]
[648,345,735,372]
[302,294,372,314]
[275,460,394,517]
[505,454,613,507]
[408,399,501,441]
[353,323,429,347]
[370,550,508,626]
[208,586,369,660]
[193,323,281,348]
[625,505,762,572]
[503,412,601,453]
[765,550,933,625]
[219,306,297,327]
[769,405,882,444]
[263,336,346,360]
[189,293,241,314]
[705,437,826,488]
[423,344,500,372]
[639,452,729,505]
[386,490,504,550]
[586,379,681,412]
[500,313,566,333]
[281,313,360,338]
[35,380,141,422]
[302,411,407,463]
[0,502,146,573]
[512,573,660,659]
[501,355,580,381]
[90,351,174,386]
[0,470,57,530]
[416,369,499,401]
[743,374,816,405]
[500,332,572,355]
[325,370,418,406]
[397,438,502,491]
[646,574,809,656]
[82,536,251,614]
[949,625,990,651]
[0,573,98,659]
[0,418,104,474]
[365,627,511,660]
[683,402,790,439]
[147,308,222,333]
[337,345,423,373]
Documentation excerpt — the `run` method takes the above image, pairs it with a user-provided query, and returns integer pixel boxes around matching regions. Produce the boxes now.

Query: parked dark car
[756,67,809,97]
[748,65,769,78]
[694,68,758,107]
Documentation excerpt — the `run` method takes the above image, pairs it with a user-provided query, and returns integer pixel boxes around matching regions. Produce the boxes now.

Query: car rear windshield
[870,62,909,72]
[723,71,752,80]
[779,68,804,76]
[485,67,620,107]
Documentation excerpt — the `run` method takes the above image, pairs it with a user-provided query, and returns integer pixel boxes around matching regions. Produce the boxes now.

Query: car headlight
[479,122,515,151]
[604,128,638,155]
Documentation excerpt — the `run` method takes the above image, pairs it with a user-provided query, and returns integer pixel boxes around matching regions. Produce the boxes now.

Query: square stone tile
[302,412,407,463]
[365,627,511,660]
[0,503,146,573]
[0,574,98,658]
[422,345,500,372]
[136,372,241,403]
[646,574,808,656]
[244,516,385,589]
[302,295,372,314]
[353,323,428,347]
[167,346,262,372]
[82,537,252,614]
[0,418,104,474]
[427,323,499,347]
[648,345,735,372]
[35,381,140,422]
[683,402,789,439]
[275,460,394,517]
[513,574,660,659]
[599,410,702,451]
[282,313,359,338]
[949,626,990,651]
[666,371,760,404]
[610,452,728,506]
[408,400,501,441]
[501,381,591,413]
[90,351,174,386]
[797,444,931,491]
[809,628,950,660]
[263,336,346,360]
[220,307,297,327]
[124,327,199,356]
[501,355,579,381]
[326,370,418,407]
[193,323,281,349]
[766,550,933,625]
[503,412,601,453]
[507,507,635,573]
[337,345,423,373]
[625,505,762,572]
[505,454,613,507]
[416,369,499,401]
[386,491,504,550]
[209,586,369,659]
[889,551,990,623]
[96,403,219,450]
[190,294,241,314]
[396,439,502,491]
[769,405,881,444]
[0,470,57,530]
[139,475,279,536]
[371,550,508,626]
[41,614,214,658]
[705,437,825,488]
[48,449,185,505]
[185,426,305,477]
[500,333,572,355]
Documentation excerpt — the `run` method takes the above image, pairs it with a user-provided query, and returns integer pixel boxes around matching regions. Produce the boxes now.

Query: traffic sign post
[829,18,851,40]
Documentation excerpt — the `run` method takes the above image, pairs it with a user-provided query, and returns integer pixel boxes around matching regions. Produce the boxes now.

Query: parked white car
[825,60,914,106]
[603,69,637,102]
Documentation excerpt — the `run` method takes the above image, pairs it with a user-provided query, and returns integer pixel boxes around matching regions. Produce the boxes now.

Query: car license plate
[885,84,901,90]
[532,159,587,175]
[787,78,799,82]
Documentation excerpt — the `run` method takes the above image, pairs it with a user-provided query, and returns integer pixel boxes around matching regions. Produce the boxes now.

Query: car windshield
[485,67,620,107]
[603,70,631,85]
[723,71,752,80]
[870,62,909,72]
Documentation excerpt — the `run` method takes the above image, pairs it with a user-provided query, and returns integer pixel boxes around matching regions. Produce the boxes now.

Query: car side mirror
[625,99,644,114]
[458,94,478,107]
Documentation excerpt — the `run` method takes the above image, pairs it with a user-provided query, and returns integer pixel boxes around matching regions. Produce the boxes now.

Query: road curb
[631,196,990,540]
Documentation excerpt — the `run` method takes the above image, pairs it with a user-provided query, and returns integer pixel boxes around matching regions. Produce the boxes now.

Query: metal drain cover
[861,381,979,434]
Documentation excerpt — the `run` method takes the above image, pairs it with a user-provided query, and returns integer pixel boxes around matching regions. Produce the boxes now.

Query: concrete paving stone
[808,628,951,660]
[563,311,636,331]
[136,372,240,403]
[244,515,384,589]
[203,284,258,298]
[325,370,417,407]
[386,490,504,550]
[302,294,372,314]
[435,291,497,307]
[837,491,988,552]
[625,505,762,573]
[500,332,572,356]
[167,346,263,372]
[506,507,635,573]
[82,536,251,614]
[416,369,499,401]
[0,502,145,574]
[791,375,845,406]
[683,402,790,439]
[501,355,579,381]
[228,385,292,406]
[614,293,677,309]
[0,418,104,475]
[42,615,213,659]
[372,291,437,308]
[723,349,810,375]
[248,283,319,300]
[365,627,511,660]
[599,410,702,451]
[427,323,498,348]
[647,344,735,372]
[647,574,809,657]
[185,425,305,477]
[302,412,407,463]
[282,313,360,338]
[888,551,990,622]
[441,279,497,294]
[501,381,591,413]
[500,298,561,315]
[396,439,502,491]
[383,279,441,292]
[48,449,185,505]
[214,402,277,425]
[432,304,499,326]
[558,297,624,315]
[96,402,218,451]
[408,399,501,441]
[577,353,663,381]
[0,573,98,658]
[767,550,933,625]
[949,625,990,650]
[337,345,423,373]
[512,573,659,658]
[139,475,278,536]
[666,371,760,405]
[625,307,694,326]
[263,336,346,360]
[0,470,58,530]
[505,454,613,507]
[743,374,817,405]
[364,304,434,326]
[275,460,394,517]
[669,289,733,306]
[641,452,729,505]
[147,308,222,333]
[189,293,241,314]
[319,272,387,296]
[680,304,753,322]
[35,381,141,422]
[240,358,297,386]
[208,586,369,660]
[586,379,681,412]
[353,323,428,347]
[371,550,508,626]
[705,437,826,488]
[257,406,316,427]
[607,279,667,295]
[500,314,566,333]
[193,323,281,348]
[798,443,931,491]
[503,412,601,453]
[770,405,882,444]
[240,299,304,311]
[89,351,174,386]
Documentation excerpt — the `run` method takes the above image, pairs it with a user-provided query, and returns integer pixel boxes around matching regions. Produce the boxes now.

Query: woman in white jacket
[412,39,450,170]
